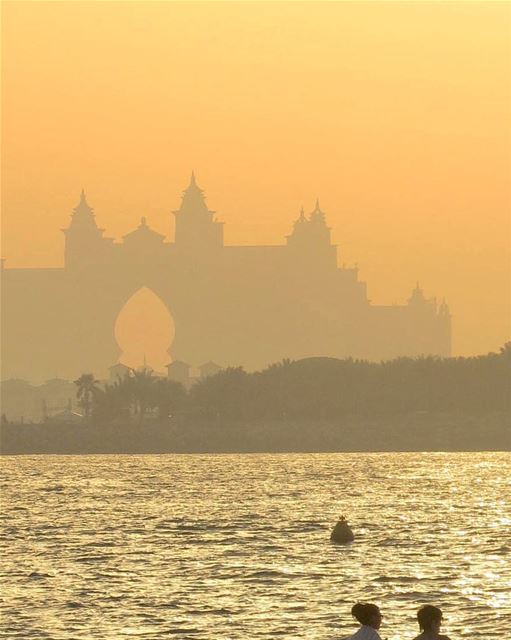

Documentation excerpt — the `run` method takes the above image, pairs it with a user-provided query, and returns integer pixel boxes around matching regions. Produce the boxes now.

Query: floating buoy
[330,515,354,543]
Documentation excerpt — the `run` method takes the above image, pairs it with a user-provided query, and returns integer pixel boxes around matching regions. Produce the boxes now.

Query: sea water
[1,452,510,639]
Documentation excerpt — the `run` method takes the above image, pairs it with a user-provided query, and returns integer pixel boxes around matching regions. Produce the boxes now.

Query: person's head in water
[417,605,444,634]
[351,602,382,630]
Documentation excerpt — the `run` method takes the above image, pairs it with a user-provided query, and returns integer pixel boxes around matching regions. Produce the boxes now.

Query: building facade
[1,174,451,381]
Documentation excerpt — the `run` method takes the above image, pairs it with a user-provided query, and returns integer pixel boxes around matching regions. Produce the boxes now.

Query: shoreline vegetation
[1,412,509,455]
[1,347,510,454]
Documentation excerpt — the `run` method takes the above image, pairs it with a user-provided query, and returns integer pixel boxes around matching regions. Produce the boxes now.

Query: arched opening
[114,287,175,373]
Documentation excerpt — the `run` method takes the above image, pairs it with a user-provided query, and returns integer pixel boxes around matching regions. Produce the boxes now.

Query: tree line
[74,344,510,426]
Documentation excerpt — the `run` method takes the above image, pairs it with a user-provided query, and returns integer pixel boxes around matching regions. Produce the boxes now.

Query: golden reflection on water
[1,452,510,639]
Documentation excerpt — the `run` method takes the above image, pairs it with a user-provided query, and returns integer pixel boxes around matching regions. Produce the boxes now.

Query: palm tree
[74,373,102,421]
[130,368,157,425]
[153,378,187,420]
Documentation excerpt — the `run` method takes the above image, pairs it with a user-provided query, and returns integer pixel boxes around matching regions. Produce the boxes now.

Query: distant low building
[0,378,37,422]
[41,377,75,396]
[199,361,223,378]
[109,362,131,382]
[166,360,191,386]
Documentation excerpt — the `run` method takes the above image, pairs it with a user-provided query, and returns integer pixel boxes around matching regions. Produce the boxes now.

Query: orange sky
[2,1,510,358]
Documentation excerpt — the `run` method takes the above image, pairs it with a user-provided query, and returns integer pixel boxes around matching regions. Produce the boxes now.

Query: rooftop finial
[73,188,93,214]
[309,198,325,221]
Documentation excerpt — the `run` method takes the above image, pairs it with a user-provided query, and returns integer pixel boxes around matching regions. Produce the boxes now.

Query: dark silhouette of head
[417,605,443,632]
[351,602,382,629]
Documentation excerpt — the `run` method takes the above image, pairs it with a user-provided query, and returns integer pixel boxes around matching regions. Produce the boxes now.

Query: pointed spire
[291,206,308,233]
[309,198,326,222]
[76,188,92,210]
[73,188,93,214]
[409,282,426,306]
[64,188,98,232]
[294,207,307,224]
[174,171,211,216]
[185,170,202,194]
[183,171,205,198]
[414,282,423,295]
[439,297,450,316]
[311,198,323,216]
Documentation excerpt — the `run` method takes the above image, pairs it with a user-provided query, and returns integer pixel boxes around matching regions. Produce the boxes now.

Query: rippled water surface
[1,453,510,639]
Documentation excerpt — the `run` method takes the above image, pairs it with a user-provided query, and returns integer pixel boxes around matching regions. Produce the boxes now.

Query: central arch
[114,286,175,373]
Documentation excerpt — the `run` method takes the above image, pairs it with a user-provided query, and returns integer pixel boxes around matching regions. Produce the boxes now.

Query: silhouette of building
[199,361,223,379]
[109,363,131,382]
[1,174,451,381]
[166,360,191,386]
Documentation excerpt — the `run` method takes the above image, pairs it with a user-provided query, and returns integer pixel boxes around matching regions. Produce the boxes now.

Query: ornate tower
[308,199,333,245]
[62,191,109,270]
[407,282,429,310]
[286,199,337,270]
[286,206,309,247]
[173,173,223,252]
[406,283,451,357]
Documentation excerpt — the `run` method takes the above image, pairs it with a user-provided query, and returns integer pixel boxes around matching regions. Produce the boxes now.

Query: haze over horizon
[2,1,510,358]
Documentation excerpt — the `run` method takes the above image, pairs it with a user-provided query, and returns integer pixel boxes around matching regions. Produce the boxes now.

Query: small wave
[494,545,510,554]
[373,575,420,583]
[288,521,327,532]
[391,590,431,599]
[188,607,233,616]
[3,526,19,535]
[258,544,287,552]
[28,571,52,579]
[248,569,287,577]
[377,538,400,546]
[176,524,211,531]
[74,554,113,562]
[41,485,65,492]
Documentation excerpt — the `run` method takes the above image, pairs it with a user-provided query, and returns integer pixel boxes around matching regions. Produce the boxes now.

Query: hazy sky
[2,1,510,357]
